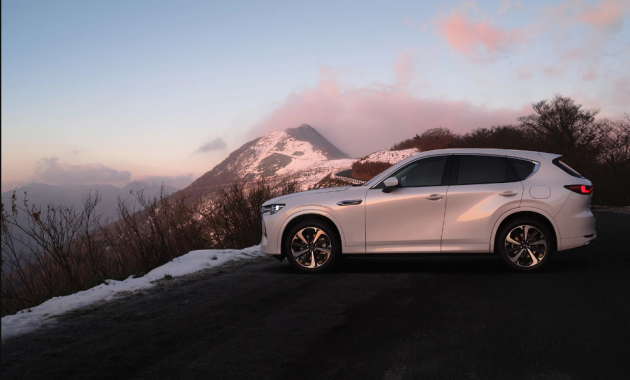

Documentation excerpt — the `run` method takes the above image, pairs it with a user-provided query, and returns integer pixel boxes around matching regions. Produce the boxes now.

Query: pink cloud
[250,65,527,157]
[582,68,597,81]
[610,78,630,110]
[393,51,415,86]
[436,11,526,62]
[543,66,564,77]
[515,65,532,80]
[579,0,630,31]
[497,0,523,15]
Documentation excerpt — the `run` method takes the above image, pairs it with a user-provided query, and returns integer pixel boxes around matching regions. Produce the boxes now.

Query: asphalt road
[2,211,629,380]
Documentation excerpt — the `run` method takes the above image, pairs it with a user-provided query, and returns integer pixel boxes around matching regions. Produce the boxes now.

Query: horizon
[2,0,629,192]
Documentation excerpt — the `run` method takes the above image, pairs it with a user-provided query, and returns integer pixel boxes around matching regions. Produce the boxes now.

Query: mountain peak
[176,125,351,202]
[284,124,348,160]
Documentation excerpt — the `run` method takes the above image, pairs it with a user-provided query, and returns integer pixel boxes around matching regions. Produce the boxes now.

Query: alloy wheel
[290,227,332,268]
[504,225,548,268]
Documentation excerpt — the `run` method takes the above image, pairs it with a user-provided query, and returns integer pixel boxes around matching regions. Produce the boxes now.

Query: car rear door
[441,155,524,253]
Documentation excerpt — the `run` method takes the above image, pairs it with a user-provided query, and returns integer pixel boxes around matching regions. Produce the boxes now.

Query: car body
[260,148,596,272]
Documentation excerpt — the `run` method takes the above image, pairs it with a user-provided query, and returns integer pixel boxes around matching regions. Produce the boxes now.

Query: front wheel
[497,218,554,272]
[284,220,340,273]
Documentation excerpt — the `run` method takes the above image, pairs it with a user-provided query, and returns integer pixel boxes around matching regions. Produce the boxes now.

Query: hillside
[357,148,419,164]
[347,148,420,181]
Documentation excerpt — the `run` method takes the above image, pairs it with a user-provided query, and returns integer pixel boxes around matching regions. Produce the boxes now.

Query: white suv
[261,149,596,272]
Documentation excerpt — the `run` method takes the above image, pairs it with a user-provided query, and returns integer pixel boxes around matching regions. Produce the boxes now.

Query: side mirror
[382,177,399,193]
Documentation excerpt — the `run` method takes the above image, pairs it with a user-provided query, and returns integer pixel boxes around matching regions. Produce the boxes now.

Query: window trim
[552,157,582,179]
[370,154,452,189]
[369,153,541,189]
[507,157,541,181]
[449,154,533,186]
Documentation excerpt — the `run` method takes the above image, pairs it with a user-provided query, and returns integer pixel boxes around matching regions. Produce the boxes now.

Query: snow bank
[1,246,264,341]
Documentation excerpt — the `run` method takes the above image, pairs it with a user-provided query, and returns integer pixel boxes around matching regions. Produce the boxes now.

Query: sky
[2,0,629,192]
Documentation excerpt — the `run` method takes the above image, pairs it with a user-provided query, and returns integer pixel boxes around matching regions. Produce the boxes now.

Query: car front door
[365,155,451,253]
[441,155,524,253]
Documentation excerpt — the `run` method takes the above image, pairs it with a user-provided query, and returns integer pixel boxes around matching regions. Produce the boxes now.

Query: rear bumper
[555,192,596,250]
[561,234,597,250]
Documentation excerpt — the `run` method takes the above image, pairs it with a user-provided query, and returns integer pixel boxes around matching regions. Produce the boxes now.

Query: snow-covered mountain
[176,124,354,201]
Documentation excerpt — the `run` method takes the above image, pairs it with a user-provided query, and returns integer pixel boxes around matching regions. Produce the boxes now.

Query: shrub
[351,161,393,181]
[391,128,457,151]
[1,179,298,316]
[389,95,630,206]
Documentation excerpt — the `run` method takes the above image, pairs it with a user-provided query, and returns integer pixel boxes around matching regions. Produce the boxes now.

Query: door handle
[336,199,363,206]
[499,191,518,197]
[425,194,443,201]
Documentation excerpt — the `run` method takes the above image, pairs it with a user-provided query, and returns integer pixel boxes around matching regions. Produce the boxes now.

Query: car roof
[407,148,557,162]
[386,148,559,175]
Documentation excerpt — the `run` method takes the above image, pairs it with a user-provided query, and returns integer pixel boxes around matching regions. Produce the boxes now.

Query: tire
[497,218,554,272]
[284,219,341,273]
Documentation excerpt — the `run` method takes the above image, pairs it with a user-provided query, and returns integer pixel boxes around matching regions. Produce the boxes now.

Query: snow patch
[359,148,419,164]
[1,246,264,341]
[234,130,329,178]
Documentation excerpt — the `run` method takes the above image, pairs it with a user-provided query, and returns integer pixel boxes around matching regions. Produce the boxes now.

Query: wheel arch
[279,211,345,258]
[490,208,561,253]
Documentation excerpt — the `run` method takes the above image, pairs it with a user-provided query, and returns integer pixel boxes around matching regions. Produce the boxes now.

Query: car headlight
[261,204,285,215]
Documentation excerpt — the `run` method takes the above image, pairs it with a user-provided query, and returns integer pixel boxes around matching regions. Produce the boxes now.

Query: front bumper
[260,211,288,255]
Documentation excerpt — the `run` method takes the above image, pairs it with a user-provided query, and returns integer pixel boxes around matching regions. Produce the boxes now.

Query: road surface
[2,211,629,379]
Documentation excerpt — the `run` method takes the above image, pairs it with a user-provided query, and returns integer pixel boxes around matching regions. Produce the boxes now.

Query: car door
[441,155,524,253]
[365,155,451,253]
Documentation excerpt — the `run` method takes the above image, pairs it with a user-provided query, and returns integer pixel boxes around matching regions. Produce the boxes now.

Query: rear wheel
[284,220,340,273]
[497,218,554,271]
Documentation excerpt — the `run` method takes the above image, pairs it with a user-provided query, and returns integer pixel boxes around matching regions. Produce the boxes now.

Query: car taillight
[564,185,593,194]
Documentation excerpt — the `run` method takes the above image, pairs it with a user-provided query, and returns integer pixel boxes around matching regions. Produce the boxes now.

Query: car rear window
[508,158,537,180]
[552,157,583,178]
[456,155,518,185]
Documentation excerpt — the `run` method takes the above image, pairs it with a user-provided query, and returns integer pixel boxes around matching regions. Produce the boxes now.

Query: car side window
[508,158,537,180]
[387,156,448,188]
[456,155,518,185]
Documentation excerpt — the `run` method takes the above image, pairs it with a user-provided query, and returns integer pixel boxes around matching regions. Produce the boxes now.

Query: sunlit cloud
[579,0,630,31]
[542,66,564,77]
[497,0,523,15]
[251,64,527,157]
[33,158,131,186]
[393,50,415,86]
[431,2,530,63]
[582,67,598,81]
[515,65,532,80]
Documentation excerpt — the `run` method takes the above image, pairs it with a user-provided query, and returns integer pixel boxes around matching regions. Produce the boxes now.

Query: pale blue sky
[2,0,628,190]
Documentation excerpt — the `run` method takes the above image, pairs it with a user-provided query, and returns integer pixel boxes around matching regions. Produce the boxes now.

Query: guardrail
[332,171,366,185]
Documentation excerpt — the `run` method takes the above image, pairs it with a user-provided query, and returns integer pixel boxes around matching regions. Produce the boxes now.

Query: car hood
[263,186,351,205]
